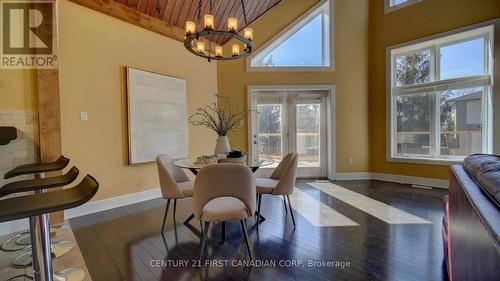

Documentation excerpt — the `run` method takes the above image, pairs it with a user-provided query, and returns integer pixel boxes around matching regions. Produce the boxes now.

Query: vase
[214,135,231,155]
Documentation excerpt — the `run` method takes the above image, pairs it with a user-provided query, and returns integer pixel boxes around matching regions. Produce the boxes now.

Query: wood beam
[30,0,64,224]
[67,0,186,42]
[37,69,64,224]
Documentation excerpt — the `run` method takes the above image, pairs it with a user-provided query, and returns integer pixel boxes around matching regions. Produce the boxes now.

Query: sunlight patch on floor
[288,189,359,227]
[308,182,432,224]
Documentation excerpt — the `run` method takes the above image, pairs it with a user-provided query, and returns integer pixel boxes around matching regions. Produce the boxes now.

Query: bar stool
[0,175,99,281]
[0,157,78,266]
[1,157,71,252]
[4,156,70,179]
[0,126,17,145]
[0,167,79,252]
[0,156,81,280]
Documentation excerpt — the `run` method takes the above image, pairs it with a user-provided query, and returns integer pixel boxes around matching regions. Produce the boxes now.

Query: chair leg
[240,220,253,261]
[286,195,296,227]
[173,199,177,223]
[161,199,171,232]
[184,213,195,225]
[254,195,259,221]
[199,221,210,261]
[283,195,288,213]
[256,194,262,229]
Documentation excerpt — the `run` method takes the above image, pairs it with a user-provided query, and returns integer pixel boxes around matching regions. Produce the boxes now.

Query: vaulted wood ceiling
[113,0,282,44]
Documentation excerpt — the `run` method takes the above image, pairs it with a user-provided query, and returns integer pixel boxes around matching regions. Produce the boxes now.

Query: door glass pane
[258,104,282,166]
[440,87,483,157]
[395,93,432,156]
[440,38,484,80]
[395,49,431,86]
[296,103,321,167]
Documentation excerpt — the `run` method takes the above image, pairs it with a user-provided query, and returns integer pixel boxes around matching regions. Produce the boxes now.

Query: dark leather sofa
[444,154,500,281]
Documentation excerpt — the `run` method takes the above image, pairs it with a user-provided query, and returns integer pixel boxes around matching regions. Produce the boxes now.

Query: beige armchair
[157,154,194,232]
[255,152,298,227]
[194,163,255,260]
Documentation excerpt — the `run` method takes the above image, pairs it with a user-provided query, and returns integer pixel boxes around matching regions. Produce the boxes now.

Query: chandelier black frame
[184,0,253,62]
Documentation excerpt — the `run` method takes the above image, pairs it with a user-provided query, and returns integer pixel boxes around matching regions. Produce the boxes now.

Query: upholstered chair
[194,163,256,260]
[255,152,298,227]
[157,154,194,232]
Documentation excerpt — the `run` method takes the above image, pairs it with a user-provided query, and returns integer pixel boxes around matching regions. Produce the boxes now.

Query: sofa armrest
[449,165,500,281]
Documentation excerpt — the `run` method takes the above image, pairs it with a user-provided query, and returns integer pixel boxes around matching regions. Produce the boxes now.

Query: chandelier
[184,0,253,62]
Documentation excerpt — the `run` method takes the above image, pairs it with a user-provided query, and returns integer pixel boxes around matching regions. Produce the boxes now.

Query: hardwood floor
[69,180,449,281]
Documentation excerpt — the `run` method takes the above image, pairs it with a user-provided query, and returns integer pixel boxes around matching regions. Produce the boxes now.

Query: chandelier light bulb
[232,44,240,56]
[185,21,195,34]
[196,41,205,53]
[243,27,253,40]
[204,14,214,30]
[227,18,238,31]
[215,46,223,57]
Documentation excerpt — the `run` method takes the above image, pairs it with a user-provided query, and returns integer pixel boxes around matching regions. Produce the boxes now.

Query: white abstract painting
[127,67,188,164]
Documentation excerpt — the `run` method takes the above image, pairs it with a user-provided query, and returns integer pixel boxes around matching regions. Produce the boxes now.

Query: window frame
[246,0,334,72]
[384,0,421,14]
[386,24,495,165]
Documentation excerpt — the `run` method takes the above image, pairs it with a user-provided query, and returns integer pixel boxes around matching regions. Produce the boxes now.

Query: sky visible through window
[393,0,408,5]
[440,38,484,80]
[256,14,323,67]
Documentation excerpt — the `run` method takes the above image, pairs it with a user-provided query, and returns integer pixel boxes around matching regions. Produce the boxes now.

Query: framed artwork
[126,67,188,164]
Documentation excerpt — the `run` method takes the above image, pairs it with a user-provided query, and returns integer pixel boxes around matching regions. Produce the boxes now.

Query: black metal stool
[1,157,70,251]
[0,167,79,252]
[0,175,99,281]
[1,157,76,264]
[0,156,82,281]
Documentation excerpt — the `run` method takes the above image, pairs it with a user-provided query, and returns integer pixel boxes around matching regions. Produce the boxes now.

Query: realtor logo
[1,0,57,69]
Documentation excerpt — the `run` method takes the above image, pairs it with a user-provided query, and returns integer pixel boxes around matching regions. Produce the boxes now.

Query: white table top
[173,158,274,170]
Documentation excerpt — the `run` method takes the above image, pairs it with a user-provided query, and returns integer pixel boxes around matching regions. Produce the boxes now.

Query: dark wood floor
[70,180,449,281]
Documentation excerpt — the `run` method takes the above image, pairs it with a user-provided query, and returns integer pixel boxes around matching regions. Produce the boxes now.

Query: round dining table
[173,158,274,175]
[173,157,274,239]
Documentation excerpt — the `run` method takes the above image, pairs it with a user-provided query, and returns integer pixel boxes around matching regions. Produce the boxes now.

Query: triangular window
[249,0,332,70]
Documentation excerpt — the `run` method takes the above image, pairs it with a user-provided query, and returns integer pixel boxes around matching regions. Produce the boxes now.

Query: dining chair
[194,163,256,261]
[255,152,298,227]
[157,154,194,232]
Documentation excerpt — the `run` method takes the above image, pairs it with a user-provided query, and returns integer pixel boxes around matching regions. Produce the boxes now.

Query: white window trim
[386,22,497,166]
[384,0,422,14]
[246,0,334,72]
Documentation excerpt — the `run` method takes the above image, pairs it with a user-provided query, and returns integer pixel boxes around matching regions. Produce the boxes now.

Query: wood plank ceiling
[113,0,282,45]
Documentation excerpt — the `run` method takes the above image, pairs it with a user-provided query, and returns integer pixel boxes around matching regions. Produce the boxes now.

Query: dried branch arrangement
[189,95,251,136]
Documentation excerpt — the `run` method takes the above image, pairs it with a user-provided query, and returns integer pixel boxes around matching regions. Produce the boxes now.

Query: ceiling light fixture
[184,0,253,62]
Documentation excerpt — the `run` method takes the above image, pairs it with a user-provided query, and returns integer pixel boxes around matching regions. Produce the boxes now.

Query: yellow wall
[0,69,37,111]
[58,0,217,201]
[217,0,370,173]
[52,0,500,203]
[369,0,500,179]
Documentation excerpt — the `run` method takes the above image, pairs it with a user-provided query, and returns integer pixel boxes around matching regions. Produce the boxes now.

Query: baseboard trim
[335,172,372,180]
[335,172,449,189]
[65,187,162,219]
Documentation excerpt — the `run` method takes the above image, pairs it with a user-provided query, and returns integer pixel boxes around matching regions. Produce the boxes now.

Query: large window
[248,0,332,71]
[388,26,494,164]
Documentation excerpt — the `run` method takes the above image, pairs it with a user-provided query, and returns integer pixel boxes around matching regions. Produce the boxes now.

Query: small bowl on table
[218,151,247,165]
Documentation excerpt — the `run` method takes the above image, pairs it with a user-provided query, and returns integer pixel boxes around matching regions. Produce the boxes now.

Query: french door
[250,91,328,178]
